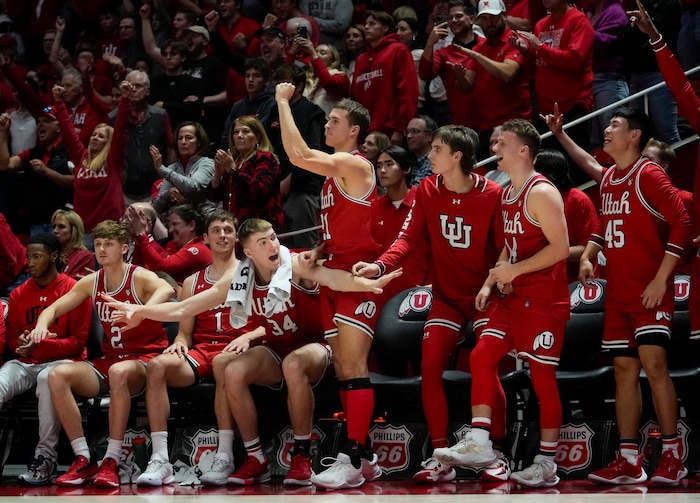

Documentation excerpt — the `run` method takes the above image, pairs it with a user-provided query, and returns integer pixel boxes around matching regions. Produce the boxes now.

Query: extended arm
[105,268,235,322]
[542,103,604,183]
[275,82,374,183]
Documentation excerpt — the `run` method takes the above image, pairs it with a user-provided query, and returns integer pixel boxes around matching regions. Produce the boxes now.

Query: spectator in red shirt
[534,149,597,284]
[352,11,419,144]
[459,0,531,158]
[51,210,95,279]
[128,204,213,284]
[419,1,481,129]
[513,0,594,183]
[217,0,261,55]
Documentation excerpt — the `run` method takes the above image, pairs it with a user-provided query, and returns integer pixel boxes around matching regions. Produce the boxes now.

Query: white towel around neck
[225,245,293,328]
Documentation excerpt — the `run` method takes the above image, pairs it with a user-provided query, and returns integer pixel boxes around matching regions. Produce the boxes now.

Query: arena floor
[0,474,699,501]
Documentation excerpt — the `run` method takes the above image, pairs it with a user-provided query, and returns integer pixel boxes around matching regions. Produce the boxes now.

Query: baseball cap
[185,25,210,42]
[40,105,58,121]
[254,26,286,40]
[477,0,506,17]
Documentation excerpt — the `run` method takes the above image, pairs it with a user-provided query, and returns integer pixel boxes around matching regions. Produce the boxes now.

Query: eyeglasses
[404,128,430,136]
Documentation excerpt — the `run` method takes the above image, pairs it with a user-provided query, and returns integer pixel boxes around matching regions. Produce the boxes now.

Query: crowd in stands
[0,0,698,493]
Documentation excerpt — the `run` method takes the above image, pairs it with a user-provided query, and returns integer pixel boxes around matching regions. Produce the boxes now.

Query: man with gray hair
[58,68,109,147]
[109,70,175,204]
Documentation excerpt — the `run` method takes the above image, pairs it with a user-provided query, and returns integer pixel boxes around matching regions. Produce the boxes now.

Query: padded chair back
[667,275,695,369]
[559,280,606,370]
[373,287,432,377]
[87,307,105,360]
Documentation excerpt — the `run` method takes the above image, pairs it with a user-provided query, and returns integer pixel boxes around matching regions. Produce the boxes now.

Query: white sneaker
[413,457,456,484]
[510,454,560,487]
[136,458,175,486]
[310,452,364,490]
[200,453,235,486]
[481,450,512,482]
[433,431,497,467]
[18,454,57,485]
[361,452,382,481]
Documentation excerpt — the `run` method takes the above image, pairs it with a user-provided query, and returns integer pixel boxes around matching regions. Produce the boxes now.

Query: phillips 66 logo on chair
[368,421,428,478]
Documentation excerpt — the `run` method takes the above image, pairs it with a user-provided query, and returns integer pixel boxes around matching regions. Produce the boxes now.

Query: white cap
[477,0,506,17]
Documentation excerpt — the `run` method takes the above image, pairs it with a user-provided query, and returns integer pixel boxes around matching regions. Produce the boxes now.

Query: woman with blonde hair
[209,116,284,229]
[51,209,95,279]
[52,80,129,234]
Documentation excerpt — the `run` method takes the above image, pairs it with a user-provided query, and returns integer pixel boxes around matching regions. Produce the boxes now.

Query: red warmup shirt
[466,27,531,131]
[419,43,480,129]
[6,273,90,364]
[91,265,169,356]
[376,174,503,305]
[55,97,127,232]
[0,213,26,290]
[133,236,213,284]
[351,34,419,136]
[561,187,598,284]
[373,186,431,299]
[591,159,690,311]
[654,44,700,218]
[0,304,4,356]
[534,7,594,114]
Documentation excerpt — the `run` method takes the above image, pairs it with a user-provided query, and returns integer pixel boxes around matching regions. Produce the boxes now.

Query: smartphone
[297,26,309,39]
[435,14,448,24]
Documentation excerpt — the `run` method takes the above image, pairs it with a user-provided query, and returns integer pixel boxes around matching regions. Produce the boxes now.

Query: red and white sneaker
[413,457,456,484]
[55,456,99,487]
[93,458,121,488]
[227,457,271,485]
[481,450,511,482]
[588,453,647,485]
[650,450,688,485]
[284,454,313,486]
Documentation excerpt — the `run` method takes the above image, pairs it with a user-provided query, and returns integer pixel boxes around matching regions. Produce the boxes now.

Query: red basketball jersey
[319,153,382,268]
[501,173,569,303]
[190,266,249,345]
[92,265,169,356]
[592,159,690,311]
[250,281,323,355]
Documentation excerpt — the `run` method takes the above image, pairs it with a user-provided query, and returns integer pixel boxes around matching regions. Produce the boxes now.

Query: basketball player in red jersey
[433,119,570,488]
[135,210,262,487]
[353,125,510,484]
[102,219,400,487]
[31,220,175,488]
[276,82,387,490]
[546,105,691,486]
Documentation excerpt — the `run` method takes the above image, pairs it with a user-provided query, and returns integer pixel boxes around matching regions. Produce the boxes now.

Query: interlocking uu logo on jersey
[439,214,472,249]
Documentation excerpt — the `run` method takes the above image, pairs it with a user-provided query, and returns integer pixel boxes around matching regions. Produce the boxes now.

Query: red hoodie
[351,34,419,136]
